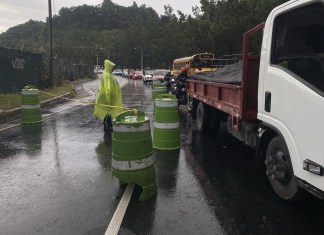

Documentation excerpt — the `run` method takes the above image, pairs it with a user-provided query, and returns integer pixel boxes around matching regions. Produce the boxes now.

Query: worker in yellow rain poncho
[94,59,123,132]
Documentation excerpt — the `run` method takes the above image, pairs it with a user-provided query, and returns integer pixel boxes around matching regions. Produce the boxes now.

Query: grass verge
[0,80,80,112]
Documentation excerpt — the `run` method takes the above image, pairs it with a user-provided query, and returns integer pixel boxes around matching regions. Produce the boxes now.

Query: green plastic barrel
[21,89,42,124]
[152,83,167,100]
[153,94,181,150]
[152,81,162,85]
[112,110,157,201]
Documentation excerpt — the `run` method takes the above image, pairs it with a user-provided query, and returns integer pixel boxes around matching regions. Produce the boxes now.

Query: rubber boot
[104,115,113,133]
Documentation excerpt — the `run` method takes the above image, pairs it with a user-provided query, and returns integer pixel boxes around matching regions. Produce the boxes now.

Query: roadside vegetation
[0,0,288,110]
[0,0,288,69]
[0,80,78,111]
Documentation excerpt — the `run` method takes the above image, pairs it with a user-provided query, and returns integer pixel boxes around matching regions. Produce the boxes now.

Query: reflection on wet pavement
[1,79,324,235]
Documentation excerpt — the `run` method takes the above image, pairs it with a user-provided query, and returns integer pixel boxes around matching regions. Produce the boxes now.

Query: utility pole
[141,48,143,72]
[133,48,135,69]
[134,47,143,71]
[48,0,53,88]
[96,46,98,67]
[73,52,76,81]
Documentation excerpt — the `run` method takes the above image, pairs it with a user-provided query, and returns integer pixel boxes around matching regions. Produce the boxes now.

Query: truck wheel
[196,102,209,133]
[187,96,198,119]
[187,96,194,111]
[265,136,301,200]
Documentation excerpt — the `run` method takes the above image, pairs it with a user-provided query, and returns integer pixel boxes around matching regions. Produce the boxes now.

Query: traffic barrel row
[153,94,180,150]
[111,110,158,201]
[152,83,167,101]
[111,93,181,201]
[21,88,42,124]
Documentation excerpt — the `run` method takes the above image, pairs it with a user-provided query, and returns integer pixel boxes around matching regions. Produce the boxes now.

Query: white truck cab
[258,0,324,199]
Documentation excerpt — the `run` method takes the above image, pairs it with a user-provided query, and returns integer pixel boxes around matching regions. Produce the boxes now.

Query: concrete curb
[0,91,75,124]
[0,76,128,125]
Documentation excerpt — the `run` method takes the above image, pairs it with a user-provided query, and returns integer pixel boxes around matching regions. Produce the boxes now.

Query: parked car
[112,69,123,76]
[127,69,135,79]
[152,69,170,82]
[121,70,128,78]
[143,74,153,84]
[143,70,153,84]
[94,65,104,74]
[132,71,144,80]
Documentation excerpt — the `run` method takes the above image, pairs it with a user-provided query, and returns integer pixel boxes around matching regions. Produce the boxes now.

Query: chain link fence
[0,47,94,93]
[0,47,41,92]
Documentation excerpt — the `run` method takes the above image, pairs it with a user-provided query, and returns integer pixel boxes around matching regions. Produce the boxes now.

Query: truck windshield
[271,2,324,93]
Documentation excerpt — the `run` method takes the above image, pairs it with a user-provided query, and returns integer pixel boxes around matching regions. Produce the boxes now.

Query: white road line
[105,183,135,235]
[0,123,20,132]
[0,106,77,132]
[0,77,129,132]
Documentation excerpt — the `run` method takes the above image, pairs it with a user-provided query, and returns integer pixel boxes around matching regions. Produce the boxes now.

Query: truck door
[259,2,324,192]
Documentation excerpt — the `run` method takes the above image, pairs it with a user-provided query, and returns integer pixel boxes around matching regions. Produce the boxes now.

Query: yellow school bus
[172,52,217,76]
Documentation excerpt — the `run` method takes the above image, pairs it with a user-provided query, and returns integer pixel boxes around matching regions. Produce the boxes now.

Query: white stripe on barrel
[154,121,179,129]
[153,87,167,92]
[155,100,178,107]
[21,104,41,109]
[113,122,150,132]
[22,89,39,95]
[112,153,155,170]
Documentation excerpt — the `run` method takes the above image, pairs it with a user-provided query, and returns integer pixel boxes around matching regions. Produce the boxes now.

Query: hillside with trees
[0,0,288,70]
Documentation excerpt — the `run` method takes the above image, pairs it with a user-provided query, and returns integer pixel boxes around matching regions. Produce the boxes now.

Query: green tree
[0,0,290,69]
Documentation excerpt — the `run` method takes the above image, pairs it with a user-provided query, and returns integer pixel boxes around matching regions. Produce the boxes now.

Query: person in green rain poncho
[94,59,123,132]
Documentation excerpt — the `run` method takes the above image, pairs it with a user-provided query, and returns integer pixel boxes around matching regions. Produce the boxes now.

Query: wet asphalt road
[1,78,324,235]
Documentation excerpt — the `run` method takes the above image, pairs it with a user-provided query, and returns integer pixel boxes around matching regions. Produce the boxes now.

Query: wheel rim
[196,104,203,129]
[187,96,193,111]
[265,150,292,186]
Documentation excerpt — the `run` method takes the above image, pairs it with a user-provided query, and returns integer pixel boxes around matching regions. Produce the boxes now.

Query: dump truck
[187,0,324,201]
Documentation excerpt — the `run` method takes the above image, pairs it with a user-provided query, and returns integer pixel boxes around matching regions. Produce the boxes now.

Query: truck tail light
[303,159,323,176]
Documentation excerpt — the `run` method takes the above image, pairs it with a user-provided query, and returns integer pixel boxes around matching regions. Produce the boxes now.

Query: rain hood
[94,59,123,120]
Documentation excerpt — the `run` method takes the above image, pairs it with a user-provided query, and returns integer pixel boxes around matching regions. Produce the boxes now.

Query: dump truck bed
[187,79,243,118]
[187,54,260,120]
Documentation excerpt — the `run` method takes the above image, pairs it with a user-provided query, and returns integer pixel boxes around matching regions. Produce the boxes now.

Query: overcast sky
[0,0,201,33]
